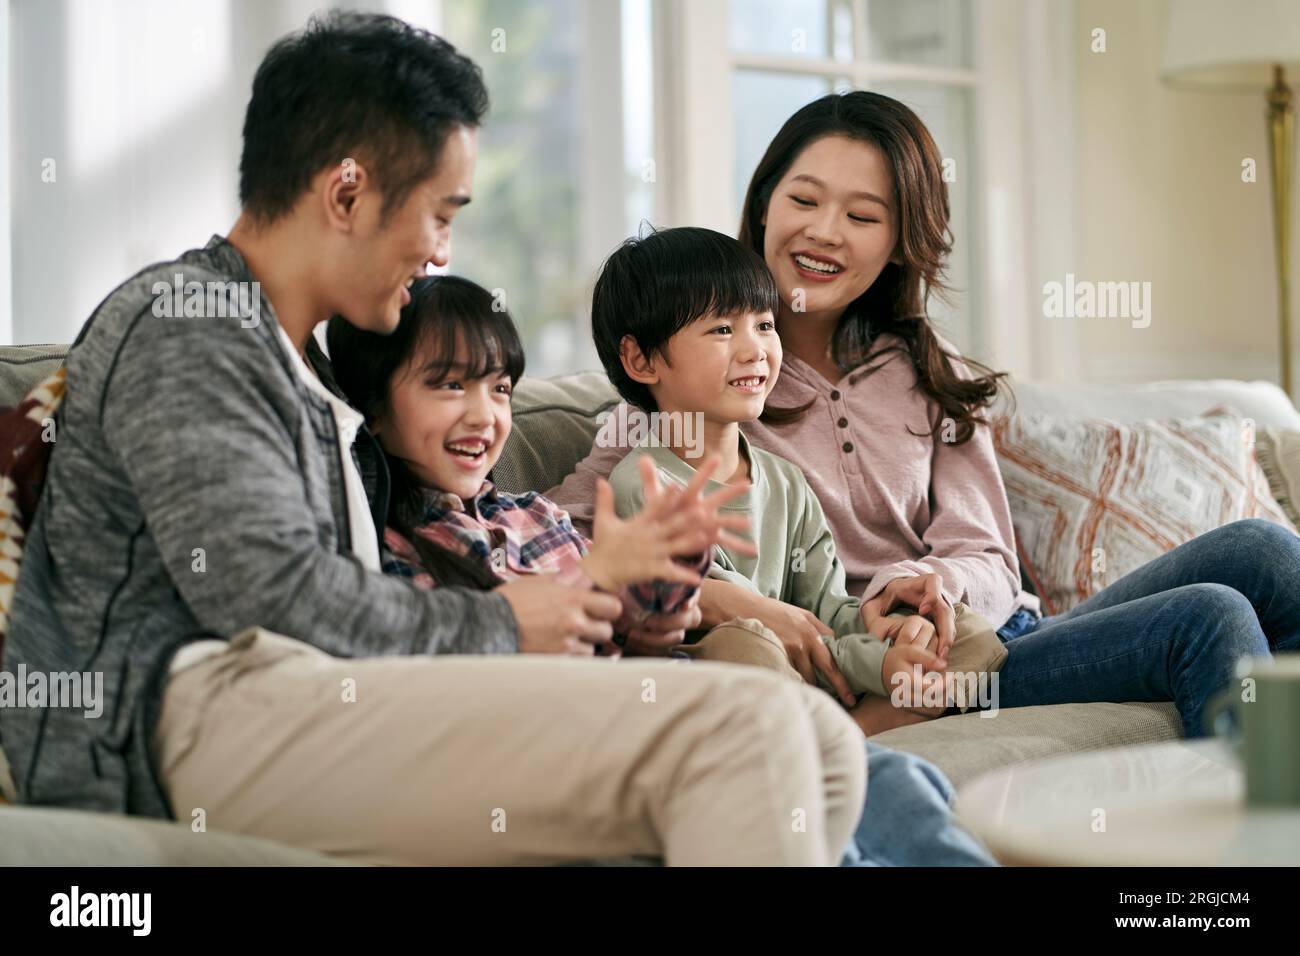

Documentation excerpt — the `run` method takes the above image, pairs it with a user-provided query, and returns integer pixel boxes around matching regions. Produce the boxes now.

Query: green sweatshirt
[608,431,890,696]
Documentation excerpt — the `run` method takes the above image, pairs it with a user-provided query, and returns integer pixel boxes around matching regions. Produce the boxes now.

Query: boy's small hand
[867,607,942,650]
[881,642,948,709]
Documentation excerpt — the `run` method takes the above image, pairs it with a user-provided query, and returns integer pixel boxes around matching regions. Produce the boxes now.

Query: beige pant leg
[682,617,802,681]
[682,617,864,857]
[153,628,865,867]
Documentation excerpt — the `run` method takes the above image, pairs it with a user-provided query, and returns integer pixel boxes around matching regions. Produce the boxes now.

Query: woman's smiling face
[761,134,900,320]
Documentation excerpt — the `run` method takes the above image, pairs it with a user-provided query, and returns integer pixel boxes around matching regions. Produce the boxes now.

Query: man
[2,12,864,865]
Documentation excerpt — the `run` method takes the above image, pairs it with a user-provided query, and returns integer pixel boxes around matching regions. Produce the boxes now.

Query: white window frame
[651,0,1079,381]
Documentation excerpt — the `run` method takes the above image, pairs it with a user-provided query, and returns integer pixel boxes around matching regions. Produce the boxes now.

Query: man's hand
[498,577,624,655]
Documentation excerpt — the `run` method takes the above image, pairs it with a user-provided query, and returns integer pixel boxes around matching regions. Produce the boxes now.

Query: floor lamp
[1163,0,1300,396]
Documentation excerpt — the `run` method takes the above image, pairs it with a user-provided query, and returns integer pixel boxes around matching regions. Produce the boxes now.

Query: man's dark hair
[591,226,779,412]
[240,11,488,224]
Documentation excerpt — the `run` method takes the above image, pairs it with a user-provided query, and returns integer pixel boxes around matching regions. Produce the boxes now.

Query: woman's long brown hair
[737,91,1007,444]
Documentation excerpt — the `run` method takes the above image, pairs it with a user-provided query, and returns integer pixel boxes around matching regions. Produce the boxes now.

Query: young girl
[326,275,755,645]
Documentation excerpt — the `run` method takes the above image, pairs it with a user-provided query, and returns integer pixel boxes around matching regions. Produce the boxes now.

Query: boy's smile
[652,310,782,424]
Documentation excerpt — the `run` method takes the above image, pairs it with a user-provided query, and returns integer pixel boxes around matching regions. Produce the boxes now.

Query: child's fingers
[897,643,942,670]
[593,477,616,526]
[899,616,933,647]
[665,505,751,536]
[677,453,719,503]
[700,479,751,510]
[638,454,668,508]
[663,529,714,557]
[656,508,704,538]
[653,563,705,587]
[715,530,758,556]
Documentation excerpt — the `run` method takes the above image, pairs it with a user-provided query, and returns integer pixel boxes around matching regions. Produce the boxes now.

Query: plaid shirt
[383,480,706,626]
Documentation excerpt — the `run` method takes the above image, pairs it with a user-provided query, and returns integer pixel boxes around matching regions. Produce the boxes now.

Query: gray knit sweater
[1,236,520,818]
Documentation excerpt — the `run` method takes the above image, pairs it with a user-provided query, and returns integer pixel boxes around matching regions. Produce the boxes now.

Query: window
[727,0,980,353]
[435,0,654,377]
[3,0,655,376]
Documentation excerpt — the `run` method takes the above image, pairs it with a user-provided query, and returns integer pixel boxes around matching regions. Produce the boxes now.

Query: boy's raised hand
[580,453,756,593]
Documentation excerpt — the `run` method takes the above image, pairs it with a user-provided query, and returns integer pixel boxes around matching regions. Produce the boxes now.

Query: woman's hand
[862,573,956,660]
[697,579,855,707]
[498,577,624,655]
[581,454,755,592]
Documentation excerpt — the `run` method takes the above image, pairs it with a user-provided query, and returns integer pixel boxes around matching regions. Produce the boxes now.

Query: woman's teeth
[794,254,842,275]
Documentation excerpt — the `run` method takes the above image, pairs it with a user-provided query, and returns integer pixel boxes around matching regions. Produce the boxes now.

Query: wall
[1070,0,1293,385]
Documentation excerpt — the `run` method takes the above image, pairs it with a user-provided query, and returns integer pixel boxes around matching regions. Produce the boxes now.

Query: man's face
[335,125,478,334]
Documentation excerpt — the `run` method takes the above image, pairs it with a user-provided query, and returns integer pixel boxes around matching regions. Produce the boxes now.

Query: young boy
[593,226,1007,729]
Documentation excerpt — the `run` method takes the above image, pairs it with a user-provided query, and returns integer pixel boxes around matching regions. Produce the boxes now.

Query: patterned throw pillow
[1255,426,1300,528]
[992,408,1295,615]
[0,367,66,659]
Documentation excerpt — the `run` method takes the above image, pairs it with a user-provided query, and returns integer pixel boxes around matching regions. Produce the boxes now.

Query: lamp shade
[1163,0,1300,88]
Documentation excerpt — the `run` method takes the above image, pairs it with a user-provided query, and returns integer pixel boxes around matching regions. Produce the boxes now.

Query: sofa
[4,341,1298,864]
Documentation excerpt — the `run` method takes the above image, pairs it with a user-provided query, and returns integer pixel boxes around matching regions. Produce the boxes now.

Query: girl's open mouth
[444,440,489,470]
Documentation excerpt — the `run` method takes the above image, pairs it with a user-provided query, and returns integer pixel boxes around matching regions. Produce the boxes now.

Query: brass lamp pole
[1268,64,1294,395]
[1161,1,1300,399]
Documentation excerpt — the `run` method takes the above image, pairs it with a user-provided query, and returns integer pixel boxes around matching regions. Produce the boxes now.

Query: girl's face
[761,134,900,321]
[372,336,514,501]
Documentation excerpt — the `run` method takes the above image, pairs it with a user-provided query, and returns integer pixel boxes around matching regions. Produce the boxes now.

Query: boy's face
[332,126,478,335]
[372,336,514,501]
[638,310,782,422]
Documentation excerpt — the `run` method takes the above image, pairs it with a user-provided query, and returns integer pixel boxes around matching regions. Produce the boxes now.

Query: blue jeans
[994,519,1300,737]
[840,741,998,866]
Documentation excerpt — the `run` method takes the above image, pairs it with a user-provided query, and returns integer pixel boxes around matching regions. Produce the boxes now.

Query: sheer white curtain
[3,0,652,379]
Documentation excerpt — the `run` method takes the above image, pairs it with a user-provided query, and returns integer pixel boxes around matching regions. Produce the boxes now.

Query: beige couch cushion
[0,805,344,865]
[493,371,619,496]
[0,345,67,407]
[870,701,1181,788]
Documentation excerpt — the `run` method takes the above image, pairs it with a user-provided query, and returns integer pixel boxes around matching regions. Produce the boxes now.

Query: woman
[550,90,1300,741]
